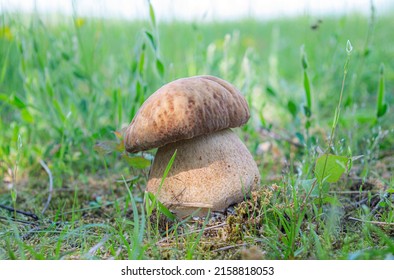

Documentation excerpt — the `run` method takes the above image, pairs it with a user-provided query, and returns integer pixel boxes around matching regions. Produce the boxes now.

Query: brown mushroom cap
[124,75,250,153]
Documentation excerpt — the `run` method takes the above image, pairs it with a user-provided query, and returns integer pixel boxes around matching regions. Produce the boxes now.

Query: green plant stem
[301,41,352,213]
[318,43,352,210]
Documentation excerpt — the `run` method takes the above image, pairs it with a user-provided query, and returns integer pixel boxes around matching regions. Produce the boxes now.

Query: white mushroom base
[146,128,261,218]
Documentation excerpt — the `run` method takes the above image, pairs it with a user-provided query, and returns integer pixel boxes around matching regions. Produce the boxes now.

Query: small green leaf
[303,105,311,118]
[305,119,311,130]
[379,201,387,208]
[12,95,26,109]
[144,31,156,51]
[11,188,17,202]
[73,69,86,79]
[376,63,387,118]
[301,45,308,69]
[315,154,349,184]
[301,53,308,69]
[123,156,151,169]
[155,59,165,78]
[265,86,277,97]
[303,71,312,112]
[287,100,298,118]
[377,103,387,118]
[138,50,145,75]
[21,108,34,123]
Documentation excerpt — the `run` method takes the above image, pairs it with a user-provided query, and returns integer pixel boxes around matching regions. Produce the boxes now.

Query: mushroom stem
[146,128,260,218]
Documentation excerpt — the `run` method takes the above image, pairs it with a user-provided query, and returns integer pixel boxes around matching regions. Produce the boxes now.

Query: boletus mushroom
[124,75,260,218]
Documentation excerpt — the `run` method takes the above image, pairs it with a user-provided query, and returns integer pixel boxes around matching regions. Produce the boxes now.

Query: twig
[86,235,110,257]
[0,215,39,226]
[40,159,53,215]
[0,204,39,220]
[259,127,303,148]
[22,221,68,240]
[328,191,381,194]
[115,176,139,183]
[107,246,123,260]
[369,192,391,216]
[348,216,394,226]
[211,243,247,253]
[208,236,266,253]
[22,226,44,240]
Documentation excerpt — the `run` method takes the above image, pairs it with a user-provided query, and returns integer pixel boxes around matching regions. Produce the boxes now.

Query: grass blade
[376,63,387,118]
[145,150,177,218]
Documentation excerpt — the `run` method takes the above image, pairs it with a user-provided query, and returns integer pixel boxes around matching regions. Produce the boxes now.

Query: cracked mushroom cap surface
[124,75,250,153]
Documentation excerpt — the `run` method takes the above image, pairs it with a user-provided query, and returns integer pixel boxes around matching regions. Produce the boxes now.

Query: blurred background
[1,0,394,21]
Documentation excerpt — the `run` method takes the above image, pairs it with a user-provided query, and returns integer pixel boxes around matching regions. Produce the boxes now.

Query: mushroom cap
[124,75,250,153]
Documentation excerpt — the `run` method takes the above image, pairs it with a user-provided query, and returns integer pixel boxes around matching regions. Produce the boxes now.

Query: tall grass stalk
[10,134,23,219]
[123,175,146,259]
[317,40,353,209]
[301,40,353,211]
[301,45,312,145]
[145,150,177,236]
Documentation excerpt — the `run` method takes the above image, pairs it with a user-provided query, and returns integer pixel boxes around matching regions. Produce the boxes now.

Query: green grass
[0,4,393,260]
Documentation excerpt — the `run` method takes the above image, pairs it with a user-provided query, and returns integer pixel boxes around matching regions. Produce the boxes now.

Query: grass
[0,2,393,260]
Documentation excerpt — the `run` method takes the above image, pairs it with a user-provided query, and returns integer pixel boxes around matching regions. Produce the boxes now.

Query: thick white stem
[146,128,260,218]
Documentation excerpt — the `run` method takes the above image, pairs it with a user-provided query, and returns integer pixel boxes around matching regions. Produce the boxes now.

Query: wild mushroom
[124,75,260,218]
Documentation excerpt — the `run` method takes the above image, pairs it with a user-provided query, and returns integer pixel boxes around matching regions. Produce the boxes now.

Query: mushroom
[124,75,260,218]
